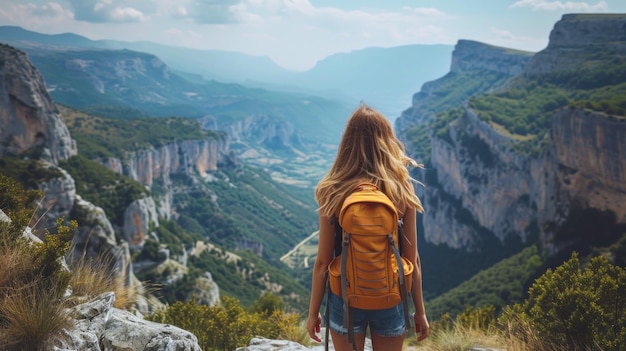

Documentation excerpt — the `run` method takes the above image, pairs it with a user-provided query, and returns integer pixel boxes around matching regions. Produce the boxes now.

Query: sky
[1,0,625,71]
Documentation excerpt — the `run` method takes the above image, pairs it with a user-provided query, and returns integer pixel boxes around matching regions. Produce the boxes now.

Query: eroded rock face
[450,40,533,76]
[101,137,232,188]
[0,44,76,164]
[423,105,626,251]
[123,196,160,249]
[55,292,202,351]
[525,13,626,76]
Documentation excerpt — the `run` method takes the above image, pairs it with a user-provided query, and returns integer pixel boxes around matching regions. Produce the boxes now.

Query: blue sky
[1,0,624,70]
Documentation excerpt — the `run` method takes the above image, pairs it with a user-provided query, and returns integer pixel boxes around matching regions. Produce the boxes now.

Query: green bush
[149,295,304,350]
[0,173,77,350]
[501,252,626,351]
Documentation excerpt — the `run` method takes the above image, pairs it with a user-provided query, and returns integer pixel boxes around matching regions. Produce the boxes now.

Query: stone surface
[237,335,374,351]
[56,292,202,351]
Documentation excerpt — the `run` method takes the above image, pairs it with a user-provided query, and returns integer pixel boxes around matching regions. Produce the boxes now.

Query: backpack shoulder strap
[332,216,342,257]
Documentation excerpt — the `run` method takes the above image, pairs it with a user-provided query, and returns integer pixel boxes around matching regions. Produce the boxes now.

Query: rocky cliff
[424,105,626,252]
[406,14,626,256]
[450,40,532,76]
[0,44,138,297]
[0,44,76,163]
[102,136,233,188]
[97,135,235,247]
[525,14,626,76]
[395,40,533,141]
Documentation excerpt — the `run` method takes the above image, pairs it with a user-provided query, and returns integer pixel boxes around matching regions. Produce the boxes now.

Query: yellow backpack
[326,183,413,347]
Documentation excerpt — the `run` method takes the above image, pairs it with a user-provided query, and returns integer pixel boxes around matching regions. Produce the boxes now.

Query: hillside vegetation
[55,106,319,310]
[468,52,626,154]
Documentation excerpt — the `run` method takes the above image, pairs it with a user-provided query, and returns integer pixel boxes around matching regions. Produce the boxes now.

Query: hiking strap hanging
[340,233,358,351]
[389,234,412,330]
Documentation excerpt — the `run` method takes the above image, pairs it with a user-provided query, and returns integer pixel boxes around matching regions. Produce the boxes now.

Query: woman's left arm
[306,215,336,342]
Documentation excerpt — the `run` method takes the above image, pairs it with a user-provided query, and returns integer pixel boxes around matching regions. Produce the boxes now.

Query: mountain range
[0,25,453,119]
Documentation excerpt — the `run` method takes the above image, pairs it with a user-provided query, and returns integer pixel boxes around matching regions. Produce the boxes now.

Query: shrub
[0,173,77,350]
[500,252,626,351]
[149,295,308,350]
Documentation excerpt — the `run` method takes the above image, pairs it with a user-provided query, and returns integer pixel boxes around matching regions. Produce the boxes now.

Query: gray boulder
[55,292,201,351]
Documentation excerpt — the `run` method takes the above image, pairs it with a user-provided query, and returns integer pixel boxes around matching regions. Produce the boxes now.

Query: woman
[306,104,429,351]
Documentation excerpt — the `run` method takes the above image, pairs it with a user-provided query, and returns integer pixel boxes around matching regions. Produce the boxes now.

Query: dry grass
[0,284,71,351]
[276,312,311,347]
[0,244,32,290]
[67,251,137,310]
[405,319,558,351]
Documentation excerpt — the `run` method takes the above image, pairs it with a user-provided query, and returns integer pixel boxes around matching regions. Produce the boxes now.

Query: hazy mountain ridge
[0,25,453,119]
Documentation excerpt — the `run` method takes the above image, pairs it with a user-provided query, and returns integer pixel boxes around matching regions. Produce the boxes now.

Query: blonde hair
[315,104,423,217]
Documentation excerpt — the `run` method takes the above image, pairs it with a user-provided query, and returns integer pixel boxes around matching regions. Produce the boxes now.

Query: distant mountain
[0,26,454,119]
[0,26,292,84]
[292,44,454,118]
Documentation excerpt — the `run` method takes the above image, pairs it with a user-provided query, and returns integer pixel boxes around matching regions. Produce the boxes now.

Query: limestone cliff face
[98,136,235,247]
[424,106,626,251]
[546,109,626,231]
[123,196,160,249]
[417,15,626,254]
[450,40,532,76]
[102,137,233,188]
[525,14,626,76]
[0,44,76,164]
[424,108,538,248]
[395,40,533,137]
[36,163,132,287]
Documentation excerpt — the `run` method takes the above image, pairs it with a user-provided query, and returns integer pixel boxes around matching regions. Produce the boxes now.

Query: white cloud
[69,0,148,23]
[510,0,609,12]
[0,2,74,28]
[109,6,145,22]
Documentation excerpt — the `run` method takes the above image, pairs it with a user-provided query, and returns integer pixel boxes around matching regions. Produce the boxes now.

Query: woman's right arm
[306,215,336,342]
[402,208,430,341]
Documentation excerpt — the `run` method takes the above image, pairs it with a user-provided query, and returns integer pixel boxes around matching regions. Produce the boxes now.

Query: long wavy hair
[315,104,423,217]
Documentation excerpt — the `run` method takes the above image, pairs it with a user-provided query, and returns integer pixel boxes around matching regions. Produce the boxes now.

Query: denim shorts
[326,293,409,337]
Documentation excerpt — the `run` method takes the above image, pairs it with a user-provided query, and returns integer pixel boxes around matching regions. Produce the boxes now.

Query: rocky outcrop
[192,272,221,307]
[450,40,533,76]
[38,164,77,225]
[424,106,538,248]
[525,14,626,75]
[0,44,76,164]
[55,292,201,351]
[395,40,533,137]
[424,105,626,250]
[103,136,233,188]
[123,196,160,249]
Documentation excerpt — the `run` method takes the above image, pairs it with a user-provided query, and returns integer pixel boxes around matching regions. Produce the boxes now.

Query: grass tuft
[0,284,71,351]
